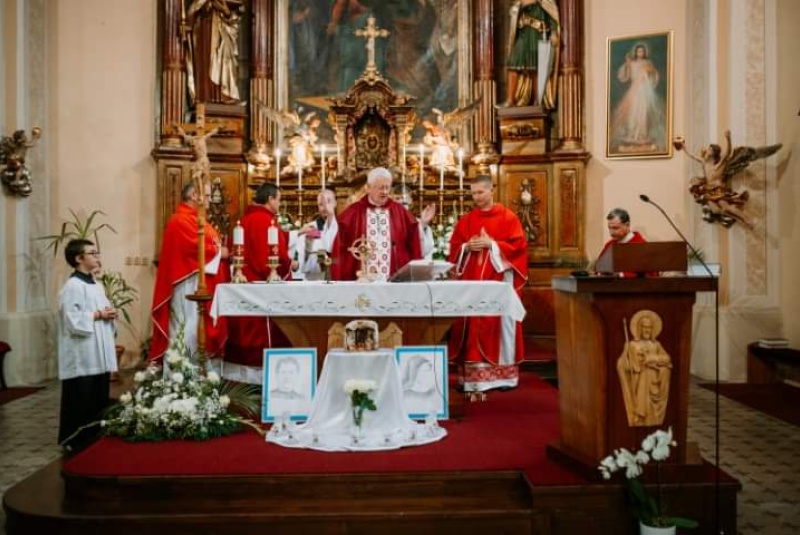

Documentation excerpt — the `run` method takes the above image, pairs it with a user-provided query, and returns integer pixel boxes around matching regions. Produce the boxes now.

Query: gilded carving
[617,310,672,427]
[0,127,42,197]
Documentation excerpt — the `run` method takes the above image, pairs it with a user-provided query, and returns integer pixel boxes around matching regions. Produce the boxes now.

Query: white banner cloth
[211,281,525,322]
[266,350,446,452]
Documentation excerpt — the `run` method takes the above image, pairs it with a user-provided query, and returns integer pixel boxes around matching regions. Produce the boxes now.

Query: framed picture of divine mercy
[606,31,673,159]
[275,0,472,144]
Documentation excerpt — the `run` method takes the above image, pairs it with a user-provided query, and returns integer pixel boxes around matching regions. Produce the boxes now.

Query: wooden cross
[355,16,389,74]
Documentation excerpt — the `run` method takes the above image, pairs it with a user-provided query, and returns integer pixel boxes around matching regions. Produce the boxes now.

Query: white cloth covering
[266,350,446,452]
[168,249,221,355]
[57,276,117,380]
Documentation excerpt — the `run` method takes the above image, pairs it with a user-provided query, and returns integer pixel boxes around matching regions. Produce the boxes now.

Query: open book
[389,260,454,282]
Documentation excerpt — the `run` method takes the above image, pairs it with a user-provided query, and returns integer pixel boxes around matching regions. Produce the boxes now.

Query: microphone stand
[640,194,724,534]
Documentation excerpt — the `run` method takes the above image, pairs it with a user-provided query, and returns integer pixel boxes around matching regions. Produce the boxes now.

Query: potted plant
[36,209,117,257]
[598,428,698,534]
[98,270,140,374]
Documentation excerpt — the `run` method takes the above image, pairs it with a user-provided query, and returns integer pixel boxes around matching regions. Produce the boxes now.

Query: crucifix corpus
[355,16,389,78]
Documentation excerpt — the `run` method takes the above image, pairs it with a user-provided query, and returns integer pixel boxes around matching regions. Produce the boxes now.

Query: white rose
[207,371,221,385]
[166,350,182,365]
[219,395,230,408]
[133,371,146,384]
[171,372,184,384]
[120,392,132,405]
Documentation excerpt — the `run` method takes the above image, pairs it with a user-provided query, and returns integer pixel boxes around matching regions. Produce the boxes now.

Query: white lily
[120,392,132,405]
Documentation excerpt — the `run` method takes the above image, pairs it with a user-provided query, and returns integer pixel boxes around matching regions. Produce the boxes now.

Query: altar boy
[57,239,117,452]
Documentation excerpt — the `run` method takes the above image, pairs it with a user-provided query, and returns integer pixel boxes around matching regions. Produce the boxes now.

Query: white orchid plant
[599,428,698,530]
[99,326,260,441]
[343,379,377,428]
[431,216,455,261]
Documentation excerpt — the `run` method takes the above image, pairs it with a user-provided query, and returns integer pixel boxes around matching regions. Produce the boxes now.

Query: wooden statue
[422,98,482,173]
[617,310,672,427]
[674,131,782,228]
[0,127,42,197]
[255,101,319,174]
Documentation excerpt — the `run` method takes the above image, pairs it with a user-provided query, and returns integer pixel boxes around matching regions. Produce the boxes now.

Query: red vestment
[447,204,528,391]
[332,196,422,280]
[598,231,648,278]
[150,203,227,361]
[225,205,293,369]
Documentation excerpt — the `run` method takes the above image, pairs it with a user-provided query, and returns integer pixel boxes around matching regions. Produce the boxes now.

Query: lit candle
[268,220,279,246]
[458,148,464,190]
[321,145,327,189]
[233,220,244,246]
[402,144,407,185]
[274,148,281,188]
[439,164,444,191]
[419,145,425,190]
[298,165,303,191]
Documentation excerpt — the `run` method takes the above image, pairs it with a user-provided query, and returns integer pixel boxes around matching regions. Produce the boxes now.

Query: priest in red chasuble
[597,207,648,278]
[151,182,229,361]
[224,183,293,383]
[448,175,528,392]
[332,167,423,281]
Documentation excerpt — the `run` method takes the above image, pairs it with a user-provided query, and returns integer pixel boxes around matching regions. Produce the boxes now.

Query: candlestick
[274,148,281,188]
[458,148,464,190]
[439,164,444,191]
[419,145,424,189]
[321,145,327,189]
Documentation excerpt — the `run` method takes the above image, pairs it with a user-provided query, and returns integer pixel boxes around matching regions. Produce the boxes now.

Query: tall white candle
[233,220,244,246]
[419,145,424,190]
[402,144,407,185]
[298,165,303,191]
[439,163,444,190]
[321,145,327,189]
[268,221,279,245]
[458,148,464,190]
[274,148,281,188]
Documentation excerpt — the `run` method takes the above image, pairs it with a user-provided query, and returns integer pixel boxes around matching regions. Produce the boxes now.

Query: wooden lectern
[549,244,716,471]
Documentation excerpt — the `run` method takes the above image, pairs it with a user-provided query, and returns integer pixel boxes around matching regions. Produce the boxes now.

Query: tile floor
[1,378,798,534]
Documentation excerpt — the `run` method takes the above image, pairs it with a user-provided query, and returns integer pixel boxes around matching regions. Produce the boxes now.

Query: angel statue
[674,131,782,229]
[422,98,482,173]
[1,127,42,197]
[256,101,320,175]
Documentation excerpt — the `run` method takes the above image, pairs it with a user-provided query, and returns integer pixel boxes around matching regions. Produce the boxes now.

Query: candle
[233,220,244,246]
[321,145,327,189]
[439,164,444,191]
[298,165,303,191]
[419,145,424,189]
[268,220,279,246]
[458,148,464,190]
[274,148,281,188]
[402,144,407,185]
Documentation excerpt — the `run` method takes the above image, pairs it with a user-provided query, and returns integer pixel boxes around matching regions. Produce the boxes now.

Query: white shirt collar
[619,231,635,244]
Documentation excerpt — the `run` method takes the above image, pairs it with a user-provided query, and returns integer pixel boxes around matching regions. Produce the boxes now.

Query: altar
[210,280,526,363]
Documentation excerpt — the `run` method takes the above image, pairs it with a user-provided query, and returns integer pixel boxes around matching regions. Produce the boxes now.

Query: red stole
[447,204,528,365]
[225,204,292,367]
[332,196,422,280]
[150,203,226,361]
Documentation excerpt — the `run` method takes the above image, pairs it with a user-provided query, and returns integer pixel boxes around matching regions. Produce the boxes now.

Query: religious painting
[279,0,470,143]
[262,348,317,423]
[606,31,673,159]
[395,346,449,420]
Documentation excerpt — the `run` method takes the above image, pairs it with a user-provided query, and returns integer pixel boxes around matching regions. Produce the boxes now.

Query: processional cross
[354,16,389,77]
[348,236,375,283]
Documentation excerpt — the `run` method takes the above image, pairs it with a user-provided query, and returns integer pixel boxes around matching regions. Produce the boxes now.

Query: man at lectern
[597,208,648,278]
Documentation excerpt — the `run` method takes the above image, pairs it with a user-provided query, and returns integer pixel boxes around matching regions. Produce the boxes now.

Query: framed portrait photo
[606,31,673,159]
[262,348,317,423]
[395,346,449,421]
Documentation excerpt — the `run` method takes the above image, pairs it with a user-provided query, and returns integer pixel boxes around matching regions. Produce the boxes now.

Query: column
[556,0,585,152]
[160,0,184,146]
[472,0,498,162]
[250,0,273,149]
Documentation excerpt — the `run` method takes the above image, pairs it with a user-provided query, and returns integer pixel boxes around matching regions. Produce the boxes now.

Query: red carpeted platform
[64,373,582,486]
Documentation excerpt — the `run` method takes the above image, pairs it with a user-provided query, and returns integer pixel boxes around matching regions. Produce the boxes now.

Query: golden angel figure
[0,127,42,197]
[256,101,320,175]
[422,98,482,173]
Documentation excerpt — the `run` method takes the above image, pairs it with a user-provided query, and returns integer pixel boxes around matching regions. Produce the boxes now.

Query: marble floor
[1,377,798,534]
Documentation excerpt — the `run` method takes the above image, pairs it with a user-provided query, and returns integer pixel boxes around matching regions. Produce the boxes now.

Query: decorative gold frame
[605,30,673,159]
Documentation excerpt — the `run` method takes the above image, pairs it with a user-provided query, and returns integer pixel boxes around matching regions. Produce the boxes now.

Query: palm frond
[218,380,261,420]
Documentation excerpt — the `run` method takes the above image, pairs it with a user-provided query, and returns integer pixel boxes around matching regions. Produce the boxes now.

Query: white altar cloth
[266,350,446,452]
[211,281,525,322]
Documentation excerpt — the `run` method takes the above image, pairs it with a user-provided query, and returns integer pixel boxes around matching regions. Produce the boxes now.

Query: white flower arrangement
[343,379,377,428]
[432,216,456,261]
[598,427,698,530]
[343,379,377,394]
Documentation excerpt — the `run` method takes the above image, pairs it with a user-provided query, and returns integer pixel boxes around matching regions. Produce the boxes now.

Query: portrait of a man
[263,349,317,422]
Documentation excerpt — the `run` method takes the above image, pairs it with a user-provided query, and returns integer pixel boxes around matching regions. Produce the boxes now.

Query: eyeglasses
[82,251,101,257]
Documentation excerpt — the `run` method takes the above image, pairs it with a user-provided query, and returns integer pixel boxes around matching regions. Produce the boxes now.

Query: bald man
[297,189,339,280]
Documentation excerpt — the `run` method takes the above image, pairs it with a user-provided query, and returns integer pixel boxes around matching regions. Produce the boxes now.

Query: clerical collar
[619,231,635,244]
[71,270,96,284]
[367,198,390,209]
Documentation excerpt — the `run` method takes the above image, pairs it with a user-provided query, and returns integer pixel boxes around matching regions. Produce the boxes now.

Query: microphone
[639,194,716,279]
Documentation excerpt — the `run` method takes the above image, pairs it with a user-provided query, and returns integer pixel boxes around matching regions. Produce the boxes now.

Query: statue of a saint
[503,0,560,109]
[184,0,242,103]
[617,310,672,427]
[0,127,42,197]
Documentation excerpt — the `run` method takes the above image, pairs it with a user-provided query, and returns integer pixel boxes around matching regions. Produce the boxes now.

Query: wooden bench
[747,342,800,384]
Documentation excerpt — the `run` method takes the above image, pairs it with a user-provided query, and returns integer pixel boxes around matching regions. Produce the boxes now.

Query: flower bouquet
[343,379,377,429]
[431,216,455,261]
[599,428,698,533]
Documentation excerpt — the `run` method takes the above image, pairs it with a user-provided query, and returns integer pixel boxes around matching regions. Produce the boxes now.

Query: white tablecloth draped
[211,281,525,322]
[266,350,446,452]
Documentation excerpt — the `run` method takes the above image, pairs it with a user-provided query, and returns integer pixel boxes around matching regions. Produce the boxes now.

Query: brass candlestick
[297,189,304,223]
[231,244,247,283]
[459,188,467,217]
[438,188,445,226]
[266,244,282,283]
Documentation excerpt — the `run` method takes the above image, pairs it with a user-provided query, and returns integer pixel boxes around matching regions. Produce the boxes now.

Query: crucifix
[355,16,389,76]
[348,236,375,283]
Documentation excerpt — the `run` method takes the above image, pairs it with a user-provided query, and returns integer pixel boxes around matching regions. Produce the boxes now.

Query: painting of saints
[606,32,672,158]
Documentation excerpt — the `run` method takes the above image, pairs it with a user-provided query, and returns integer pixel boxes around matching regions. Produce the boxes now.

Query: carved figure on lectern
[617,310,672,427]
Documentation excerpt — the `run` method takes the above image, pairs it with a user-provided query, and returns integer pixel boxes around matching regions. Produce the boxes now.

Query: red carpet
[700,382,800,427]
[64,373,583,486]
[0,387,42,406]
